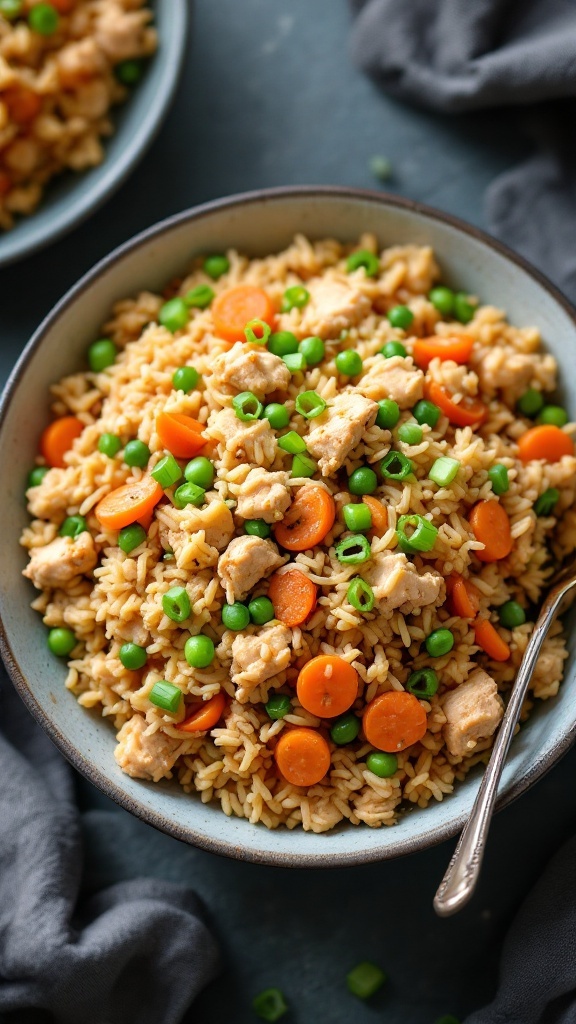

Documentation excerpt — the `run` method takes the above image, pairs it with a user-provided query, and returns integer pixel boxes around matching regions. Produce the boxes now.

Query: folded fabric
[0,680,220,1024]
[350,0,576,303]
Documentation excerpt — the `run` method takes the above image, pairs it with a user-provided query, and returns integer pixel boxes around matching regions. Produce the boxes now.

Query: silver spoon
[434,554,576,917]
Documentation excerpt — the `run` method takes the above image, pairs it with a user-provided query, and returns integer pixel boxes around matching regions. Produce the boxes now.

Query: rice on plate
[20,234,576,833]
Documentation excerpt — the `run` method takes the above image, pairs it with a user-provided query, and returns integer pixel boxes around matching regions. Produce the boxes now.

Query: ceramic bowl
[1,187,575,867]
[0,0,189,267]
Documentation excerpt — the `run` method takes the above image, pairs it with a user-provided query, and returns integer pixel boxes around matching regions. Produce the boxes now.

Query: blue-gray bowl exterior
[0,0,189,267]
[1,188,575,867]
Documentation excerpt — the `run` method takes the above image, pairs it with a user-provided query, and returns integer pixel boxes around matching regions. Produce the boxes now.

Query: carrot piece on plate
[469,500,513,562]
[362,691,427,752]
[273,487,336,552]
[275,727,331,787]
[517,424,574,463]
[296,655,358,719]
[268,569,317,627]
[156,411,206,459]
[474,618,511,662]
[40,415,83,468]
[413,334,474,370]
[212,285,275,344]
[95,476,163,531]
[176,692,226,733]
[425,380,487,427]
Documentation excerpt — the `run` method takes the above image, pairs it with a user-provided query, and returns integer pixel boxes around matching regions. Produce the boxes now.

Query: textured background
[2,3,575,1022]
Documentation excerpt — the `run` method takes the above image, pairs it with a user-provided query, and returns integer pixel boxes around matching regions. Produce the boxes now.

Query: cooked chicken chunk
[306,392,378,475]
[472,346,556,401]
[300,277,371,339]
[358,356,424,409]
[235,468,292,523]
[114,715,182,782]
[205,407,277,466]
[23,533,97,590]
[365,551,445,613]
[95,6,156,63]
[157,501,234,567]
[442,669,504,757]
[211,343,291,398]
[231,625,292,702]
[217,536,284,603]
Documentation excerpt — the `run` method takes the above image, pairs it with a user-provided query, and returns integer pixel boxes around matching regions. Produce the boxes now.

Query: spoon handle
[433,573,575,918]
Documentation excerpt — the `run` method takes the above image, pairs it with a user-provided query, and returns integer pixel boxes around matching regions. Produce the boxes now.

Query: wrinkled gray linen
[0,681,220,1024]
[350,0,576,303]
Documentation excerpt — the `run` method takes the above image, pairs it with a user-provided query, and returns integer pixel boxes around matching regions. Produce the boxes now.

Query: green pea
[454,291,477,324]
[59,515,87,539]
[348,466,378,495]
[387,305,414,330]
[244,519,271,538]
[0,0,23,20]
[413,399,440,429]
[252,988,288,1022]
[184,284,214,308]
[222,602,250,631]
[159,298,189,333]
[267,331,299,357]
[335,349,363,376]
[119,643,147,670]
[381,340,407,358]
[124,439,150,468]
[203,254,229,280]
[184,634,215,668]
[366,751,398,777]
[398,422,423,445]
[265,694,292,720]
[281,285,309,311]
[28,466,49,487]
[47,627,76,657]
[347,962,387,1000]
[88,338,117,373]
[425,628,455,657]
[28,2,59,34]
[537,405,568,427]
[498,601,526,629]
[263,403,290,430]
[517,388,544,418]
[248,596,275,625]
[429,286,455,317]
[172,366,199,393]
[376,399,400,430]
[115,59,144,85]
[299,336,325,365]
[184,456,214,489]
[118,524,146,554]
[98,433,122,457]
[173,482,205,509]
[330,713,360,745]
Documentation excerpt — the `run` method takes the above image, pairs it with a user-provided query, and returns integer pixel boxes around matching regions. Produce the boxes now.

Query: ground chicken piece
[357,356,424,408]
[217,535,284,603]
[205,407,277,466]
[114,715,182,782]
[442,669,504,758]
[23,533,97,590]
[230,625,292,702]
[211,343,291,398]
[365,551,445,613]
[160,500,234,556]
[305,392,378,475]
[300,277,371,339]
[472,346,556,401]
[235,468,291,523]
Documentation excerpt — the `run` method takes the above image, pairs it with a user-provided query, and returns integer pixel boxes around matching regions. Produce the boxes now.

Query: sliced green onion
[184,284,214,308]
[252,987,288,1022]
[380,451,413,480]
[152,454,182,489]
[118,524,146,554]
[59,515,87,539]
[291,453,316,478]
[406,668,438,698]
[173,482,205,509]
[161,586,191,622]
[232,391,263,421]
[295,390,326,419]
[534,488,560,516]
[346,249,380,277]
[149,680,182,713]
[346,962,386,1000]
[343,503,372,532]
[335,534,372,564]
[429,456,460,487]
[396,514,438,553]
[398,422,423,445]
[244,318,271,345]
[488,464,509,495]
[281,286,309,312]
[347,577,375,612]
[278,431,306,454]
[283,352,307,373]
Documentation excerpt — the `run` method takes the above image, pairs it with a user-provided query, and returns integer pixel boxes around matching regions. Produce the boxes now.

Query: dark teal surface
[1,3,574,1023]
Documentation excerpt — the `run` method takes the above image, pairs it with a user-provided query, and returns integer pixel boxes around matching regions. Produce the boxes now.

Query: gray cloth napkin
[350,0,576,304]
[0,679,220,1024]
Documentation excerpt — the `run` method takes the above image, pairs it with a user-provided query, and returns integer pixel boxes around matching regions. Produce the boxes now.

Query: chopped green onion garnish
[291,453,316,478]
[343,503,372,532]
[244,318,271,345]
[346,961,386,1000]
[152,454,182,489]
[429,456,460,487]
[488,464,509,495]
[184,284,214,308]
[252,987,288,1021]
[149,680,182,713]
[281,286,309,312]
[396,514,438,553]
[335,534,372,564]
[406,668,439,698]
[380,451,413,480]
[347,577,375,612]
[295,390,326,419]
[278,431,306,454]
[173,482,205,509]
[346,249,380,277]
[534,488,560,516]
[118,524,146,554]
[161,586,191,622]
[232,391,263,421]
[283,352,307,373]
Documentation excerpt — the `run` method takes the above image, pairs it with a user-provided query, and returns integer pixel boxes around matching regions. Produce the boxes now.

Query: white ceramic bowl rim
[2,186,576,866]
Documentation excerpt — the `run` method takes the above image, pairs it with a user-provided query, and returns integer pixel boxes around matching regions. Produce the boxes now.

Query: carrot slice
[5,88,41,124]
[275,727,331,787]
[469,500,513,562]
[363,690,427,752]
[268,569,317,627]
[449,573,480,619]
[474,618,510,662]
[95,475,163,531]
[362,495,389,536]
[413,334,474,370]
[425,380,487,428]
[40,415,83,468]
[212,285,275,344]
[296,655,358,719]
[176,691,226,733]
[273,487,336,552]
[156,411,206,459]
[517,424,574,463]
